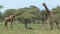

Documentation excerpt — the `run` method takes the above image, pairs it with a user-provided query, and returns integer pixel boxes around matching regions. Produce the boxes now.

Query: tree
[15,5,41,28]
[16,7,34,28]
[0,5,3,22]
[29,5,41,23]
[0,5,3,9]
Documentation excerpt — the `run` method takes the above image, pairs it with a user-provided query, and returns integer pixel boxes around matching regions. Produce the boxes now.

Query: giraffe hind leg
[55,21,59,29]
[11,22,12,28]
[11,20,13,28]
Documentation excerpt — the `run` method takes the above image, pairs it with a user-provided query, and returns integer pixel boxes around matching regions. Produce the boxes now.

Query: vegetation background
[0,1,60,34]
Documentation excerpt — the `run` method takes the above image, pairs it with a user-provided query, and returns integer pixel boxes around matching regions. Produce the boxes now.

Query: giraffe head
[42,2,46,6]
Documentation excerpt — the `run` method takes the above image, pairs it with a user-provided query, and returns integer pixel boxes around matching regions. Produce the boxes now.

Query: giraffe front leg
[11,19,13,28]
[11,21,13,28]
[5,21,8,28]
[50,19,53,30]
[50,22,53,30]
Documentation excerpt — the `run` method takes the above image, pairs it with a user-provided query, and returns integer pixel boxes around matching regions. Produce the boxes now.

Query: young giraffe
[42,3,59,30]
[4,12,23,28]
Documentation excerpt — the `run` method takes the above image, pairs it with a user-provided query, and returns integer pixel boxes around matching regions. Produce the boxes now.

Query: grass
[0,22,60,34]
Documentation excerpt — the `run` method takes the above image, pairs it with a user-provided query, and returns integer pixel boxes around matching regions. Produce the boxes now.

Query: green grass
[0,22,60,34]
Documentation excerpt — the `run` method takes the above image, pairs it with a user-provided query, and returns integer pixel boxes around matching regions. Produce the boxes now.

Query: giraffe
[4,12,23,28]
[42,3,59,30]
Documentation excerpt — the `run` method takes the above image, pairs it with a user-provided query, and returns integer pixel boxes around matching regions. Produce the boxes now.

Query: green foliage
[0,11,2,21]
[4,9,17,17]
[52,6,60,14]
[52,6,60,22]
[15,5,41,22]
[0,5,3,9]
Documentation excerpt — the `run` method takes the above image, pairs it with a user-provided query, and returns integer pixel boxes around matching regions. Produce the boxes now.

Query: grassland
[0,22,60,34]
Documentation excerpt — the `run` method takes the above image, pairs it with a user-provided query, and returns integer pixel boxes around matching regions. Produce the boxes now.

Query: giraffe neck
[43,4,51,14]
[10,15,16,18]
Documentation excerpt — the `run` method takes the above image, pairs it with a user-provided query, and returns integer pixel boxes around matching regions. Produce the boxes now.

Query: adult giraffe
[42,3,59,30]
[4,12,23,28]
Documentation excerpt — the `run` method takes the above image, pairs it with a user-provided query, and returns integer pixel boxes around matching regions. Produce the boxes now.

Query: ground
[0,22,60,34]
